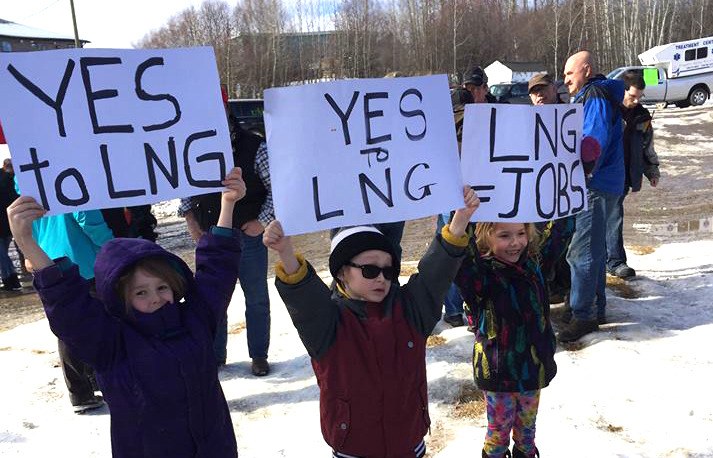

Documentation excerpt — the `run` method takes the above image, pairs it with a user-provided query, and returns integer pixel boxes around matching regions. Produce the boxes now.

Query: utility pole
[69,0,81,48]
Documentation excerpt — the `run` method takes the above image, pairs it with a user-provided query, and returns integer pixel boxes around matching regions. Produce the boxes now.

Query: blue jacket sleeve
[192,227,242,324]
[72,210,114,248]
[581,94,614,168]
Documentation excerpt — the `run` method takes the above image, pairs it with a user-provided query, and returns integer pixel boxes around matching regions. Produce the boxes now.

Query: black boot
[1,273,22,291]
[512,446,539,458]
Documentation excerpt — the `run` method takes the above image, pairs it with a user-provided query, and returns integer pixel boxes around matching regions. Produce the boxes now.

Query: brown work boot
[251,357,270,376]
[557,318,598,342]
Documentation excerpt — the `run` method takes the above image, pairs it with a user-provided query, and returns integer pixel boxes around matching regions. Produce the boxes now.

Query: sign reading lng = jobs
[0,47,232,214]
[460,103,587,222]
[264,75,464,235]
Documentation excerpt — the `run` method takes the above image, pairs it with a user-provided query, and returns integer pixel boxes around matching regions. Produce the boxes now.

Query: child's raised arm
[7,196,52,272]
[217,167,246,228]
[263,220,300,274]
[449,186,480,237]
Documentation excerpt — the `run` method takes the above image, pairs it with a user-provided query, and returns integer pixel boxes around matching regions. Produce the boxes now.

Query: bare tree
[134,0,713,97]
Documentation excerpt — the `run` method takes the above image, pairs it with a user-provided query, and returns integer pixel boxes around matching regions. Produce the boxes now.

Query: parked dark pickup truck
[227,99,265,136]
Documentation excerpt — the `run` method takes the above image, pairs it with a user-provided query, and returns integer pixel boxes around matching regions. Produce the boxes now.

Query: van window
[685,49,696,61]
[697,46,708,59]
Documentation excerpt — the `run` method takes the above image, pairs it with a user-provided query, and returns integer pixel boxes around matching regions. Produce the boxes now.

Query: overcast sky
[2,0,208,48]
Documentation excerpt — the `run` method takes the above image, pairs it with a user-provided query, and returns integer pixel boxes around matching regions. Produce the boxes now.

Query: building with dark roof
[0,18,88,52]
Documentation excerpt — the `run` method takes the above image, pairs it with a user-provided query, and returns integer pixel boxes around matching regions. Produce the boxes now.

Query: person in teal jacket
[32,210,114,413]
[32,210,114,279]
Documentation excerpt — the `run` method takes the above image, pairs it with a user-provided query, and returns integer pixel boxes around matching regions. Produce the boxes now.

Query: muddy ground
[1,104,711,332]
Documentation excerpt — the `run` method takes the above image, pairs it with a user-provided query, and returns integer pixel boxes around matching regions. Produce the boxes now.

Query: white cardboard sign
[460,103,587,222]
[264,75,464,235]
[0,47,232,214]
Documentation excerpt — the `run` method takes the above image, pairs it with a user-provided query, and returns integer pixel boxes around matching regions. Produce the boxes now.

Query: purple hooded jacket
[33,229,241,457]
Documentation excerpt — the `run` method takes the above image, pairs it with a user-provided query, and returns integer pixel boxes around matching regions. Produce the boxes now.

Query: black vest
[193,118,266,231]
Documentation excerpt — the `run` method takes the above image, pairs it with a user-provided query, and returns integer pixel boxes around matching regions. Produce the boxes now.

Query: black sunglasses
[345,262,396,281]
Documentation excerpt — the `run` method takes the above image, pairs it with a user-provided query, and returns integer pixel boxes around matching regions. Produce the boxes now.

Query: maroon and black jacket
[275,231,467,457]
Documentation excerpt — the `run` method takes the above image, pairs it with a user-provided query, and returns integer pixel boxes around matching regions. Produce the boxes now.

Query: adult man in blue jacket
[559,51,625,342]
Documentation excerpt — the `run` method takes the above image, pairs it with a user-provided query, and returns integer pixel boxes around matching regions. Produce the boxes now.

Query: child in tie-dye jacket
[455,218,569,458]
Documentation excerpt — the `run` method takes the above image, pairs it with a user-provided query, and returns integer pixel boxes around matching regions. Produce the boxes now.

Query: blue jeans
[213,232,271,363]
[0,236,15,279]
[567,189,618,321]
[436,214,464,317]
[605,192,628,272]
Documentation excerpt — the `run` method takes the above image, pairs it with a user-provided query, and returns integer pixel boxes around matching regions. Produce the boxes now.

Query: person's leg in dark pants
[435,215,464,326]
[0,236,21,290]
[13,239,29,275]
[605,191,635,278]
[239,232,271,376]
[57,339,102,412]
[560,189,607,342]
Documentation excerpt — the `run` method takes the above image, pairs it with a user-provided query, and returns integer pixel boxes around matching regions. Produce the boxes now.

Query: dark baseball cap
[528,73,554,93]
[464,67,488,87]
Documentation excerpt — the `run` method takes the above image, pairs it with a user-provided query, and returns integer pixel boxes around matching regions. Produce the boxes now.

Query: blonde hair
[474,222,540,260]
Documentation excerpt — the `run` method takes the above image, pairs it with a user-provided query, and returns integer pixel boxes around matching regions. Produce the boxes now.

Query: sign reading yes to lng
[460,103,587,222]
[264,74,464,236]
[0,47,232,215]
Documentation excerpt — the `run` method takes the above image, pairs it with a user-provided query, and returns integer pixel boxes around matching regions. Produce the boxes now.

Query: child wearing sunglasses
[263,186,479,458]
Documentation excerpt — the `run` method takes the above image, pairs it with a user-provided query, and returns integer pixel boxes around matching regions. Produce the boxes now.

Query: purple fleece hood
[94,238,194,318]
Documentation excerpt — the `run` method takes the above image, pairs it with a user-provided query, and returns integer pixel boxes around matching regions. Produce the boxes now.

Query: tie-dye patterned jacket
[454,236,559,393]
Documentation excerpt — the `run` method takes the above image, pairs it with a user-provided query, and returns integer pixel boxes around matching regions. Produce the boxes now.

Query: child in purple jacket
[7,168,246,458]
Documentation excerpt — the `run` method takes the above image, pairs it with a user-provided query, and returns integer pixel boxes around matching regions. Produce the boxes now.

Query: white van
[607,37,713,108]
[638,36,713,79]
